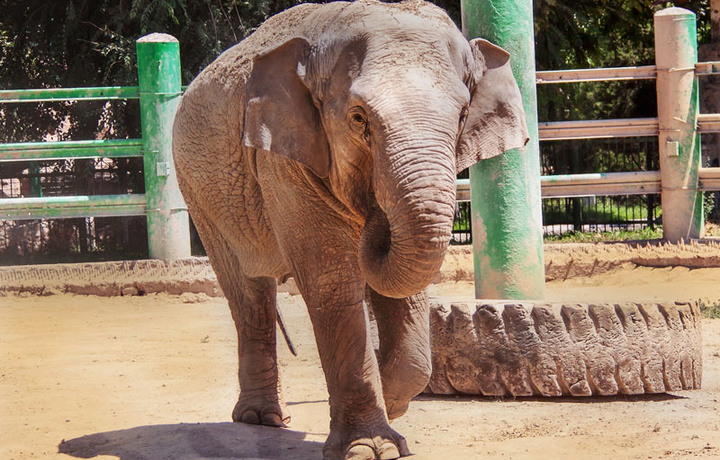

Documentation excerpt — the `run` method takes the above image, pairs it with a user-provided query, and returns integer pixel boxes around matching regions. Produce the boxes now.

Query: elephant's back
[192,2,330,90]
[173,1,343,193]
[175,2,333,161]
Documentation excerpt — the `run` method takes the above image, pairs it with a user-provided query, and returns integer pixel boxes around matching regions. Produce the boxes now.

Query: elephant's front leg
[298,262,410,460]
[367,288,432,421]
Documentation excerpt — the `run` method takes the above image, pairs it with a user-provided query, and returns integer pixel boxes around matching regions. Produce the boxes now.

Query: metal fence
[0,158,148,264]
[451,16,720,244]
[534,58,720,243]
[539,137,661,237]
[6,13,720,260]
[0,34,190,264]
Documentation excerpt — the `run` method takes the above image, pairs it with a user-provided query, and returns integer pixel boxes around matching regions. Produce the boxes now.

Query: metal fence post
[136,33,191,259]
[654,8,704,242]
[461,0,546,299]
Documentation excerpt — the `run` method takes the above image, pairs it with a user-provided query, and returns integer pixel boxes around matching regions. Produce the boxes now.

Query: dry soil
[1,261,719,460]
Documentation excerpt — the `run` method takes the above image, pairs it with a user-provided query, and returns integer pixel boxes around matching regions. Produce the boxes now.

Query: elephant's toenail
[240,411,260,424]
[261,412,287,427]
[345,444,376,460]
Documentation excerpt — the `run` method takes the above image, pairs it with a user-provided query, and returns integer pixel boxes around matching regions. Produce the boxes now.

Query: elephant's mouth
[360,200,392,267]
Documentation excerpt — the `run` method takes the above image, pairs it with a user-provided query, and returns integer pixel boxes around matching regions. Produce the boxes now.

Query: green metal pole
[136,33,191,259]
[462,0,545,299]
[654,8,704,242]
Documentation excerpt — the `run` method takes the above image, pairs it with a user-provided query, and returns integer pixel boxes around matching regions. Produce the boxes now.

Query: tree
[0,0,321,146]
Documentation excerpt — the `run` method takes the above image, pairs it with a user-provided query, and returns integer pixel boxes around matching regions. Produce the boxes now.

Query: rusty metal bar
[538,118,659,140]
[0,86,140,103]
[536,66,657,84]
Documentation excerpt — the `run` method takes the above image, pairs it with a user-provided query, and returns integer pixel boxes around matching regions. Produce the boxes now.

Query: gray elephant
[172,1,527,459]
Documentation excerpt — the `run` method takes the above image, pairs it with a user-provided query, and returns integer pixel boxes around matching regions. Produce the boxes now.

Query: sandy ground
[1,264,720,460]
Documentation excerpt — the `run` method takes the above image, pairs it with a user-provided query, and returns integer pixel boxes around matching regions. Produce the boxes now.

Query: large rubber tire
[427,301,702,396]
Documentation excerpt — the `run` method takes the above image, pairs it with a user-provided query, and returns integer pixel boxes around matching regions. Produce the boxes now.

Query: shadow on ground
[59,422,324,460]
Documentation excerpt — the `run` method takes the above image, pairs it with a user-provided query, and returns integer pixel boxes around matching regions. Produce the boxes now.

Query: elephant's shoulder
[191,5,317,88]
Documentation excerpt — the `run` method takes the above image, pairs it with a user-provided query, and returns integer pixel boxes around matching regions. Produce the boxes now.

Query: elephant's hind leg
[367,288,432,422]
[228,275,288,427]
[191,212,288,427]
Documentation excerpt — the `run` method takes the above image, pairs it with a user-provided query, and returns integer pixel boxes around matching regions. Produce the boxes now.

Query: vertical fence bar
[136,33,191,259]
[29,161,42,197]
[654,8,704,242]
[461,0,546,299]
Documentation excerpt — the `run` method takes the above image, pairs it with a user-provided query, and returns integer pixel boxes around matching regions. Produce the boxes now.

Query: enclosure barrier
[3,7,720,263]
[457,167,720,200]
[459,7,720,238]
[533,8,720,243]
[0,34,190,260]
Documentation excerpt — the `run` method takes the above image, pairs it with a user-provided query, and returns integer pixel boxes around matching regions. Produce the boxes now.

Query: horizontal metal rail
[536,61,720,85]
[456,167,720,201]
[0,194,147,220]
[458,172,661,200]
[0,86,140,103]
[538,118,659,140]
[700,166,720,191]
[694,61,720,76]
[540,114,720,139]
[2,170,717,219]
[697,113,720,133]
[0,139,144,161]
[457,179,471,201]
[541,171,661,197]
[536,66,657,84]
[539,114,720,139]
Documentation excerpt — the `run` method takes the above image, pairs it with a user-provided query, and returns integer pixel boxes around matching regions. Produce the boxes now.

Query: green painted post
[654,8,704,242]
[136,33,191,259]
[462,0,545,299]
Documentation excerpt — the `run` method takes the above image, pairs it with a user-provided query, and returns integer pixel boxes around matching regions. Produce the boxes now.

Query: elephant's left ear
[243,37,331,178]
[456,38,529,173]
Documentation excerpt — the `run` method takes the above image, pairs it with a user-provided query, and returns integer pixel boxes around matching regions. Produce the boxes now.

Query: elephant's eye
[348,107,368,136]
[351,113,365,125]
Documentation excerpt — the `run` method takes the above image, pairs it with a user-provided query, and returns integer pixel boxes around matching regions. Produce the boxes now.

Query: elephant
[172,0,528,459]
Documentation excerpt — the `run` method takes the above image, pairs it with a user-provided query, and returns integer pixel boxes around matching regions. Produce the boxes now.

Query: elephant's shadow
[59,422,324,460]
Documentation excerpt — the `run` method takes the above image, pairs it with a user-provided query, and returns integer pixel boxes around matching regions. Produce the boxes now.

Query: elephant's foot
[232,395,290,427]
[384,398,411,422]
[381,361,431,422]
[323,423,410,460]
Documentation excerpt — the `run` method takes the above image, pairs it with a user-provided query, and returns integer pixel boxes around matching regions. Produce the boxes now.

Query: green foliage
[1,0,712,143]
[544,226,663,243]
[543,195,657,224]
[534,0,711,125]
[704,191,716,220]
[698,299,720,319]
[535,0,660,124]
[0,0,317,146]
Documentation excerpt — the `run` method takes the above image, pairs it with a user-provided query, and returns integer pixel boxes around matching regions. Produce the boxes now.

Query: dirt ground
[1,260,720,459]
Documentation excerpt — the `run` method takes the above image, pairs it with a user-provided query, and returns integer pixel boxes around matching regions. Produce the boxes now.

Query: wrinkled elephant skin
[172,1,528,459]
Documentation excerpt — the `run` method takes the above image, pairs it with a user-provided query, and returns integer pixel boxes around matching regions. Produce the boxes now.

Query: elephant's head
[243,1,528,298]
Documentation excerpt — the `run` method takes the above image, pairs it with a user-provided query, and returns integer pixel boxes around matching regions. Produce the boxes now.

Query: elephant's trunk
[359,134,457,299]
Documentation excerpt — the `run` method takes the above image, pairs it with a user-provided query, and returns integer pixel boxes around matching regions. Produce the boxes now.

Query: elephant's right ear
[456,39,529,173]
[243,37,331,178]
